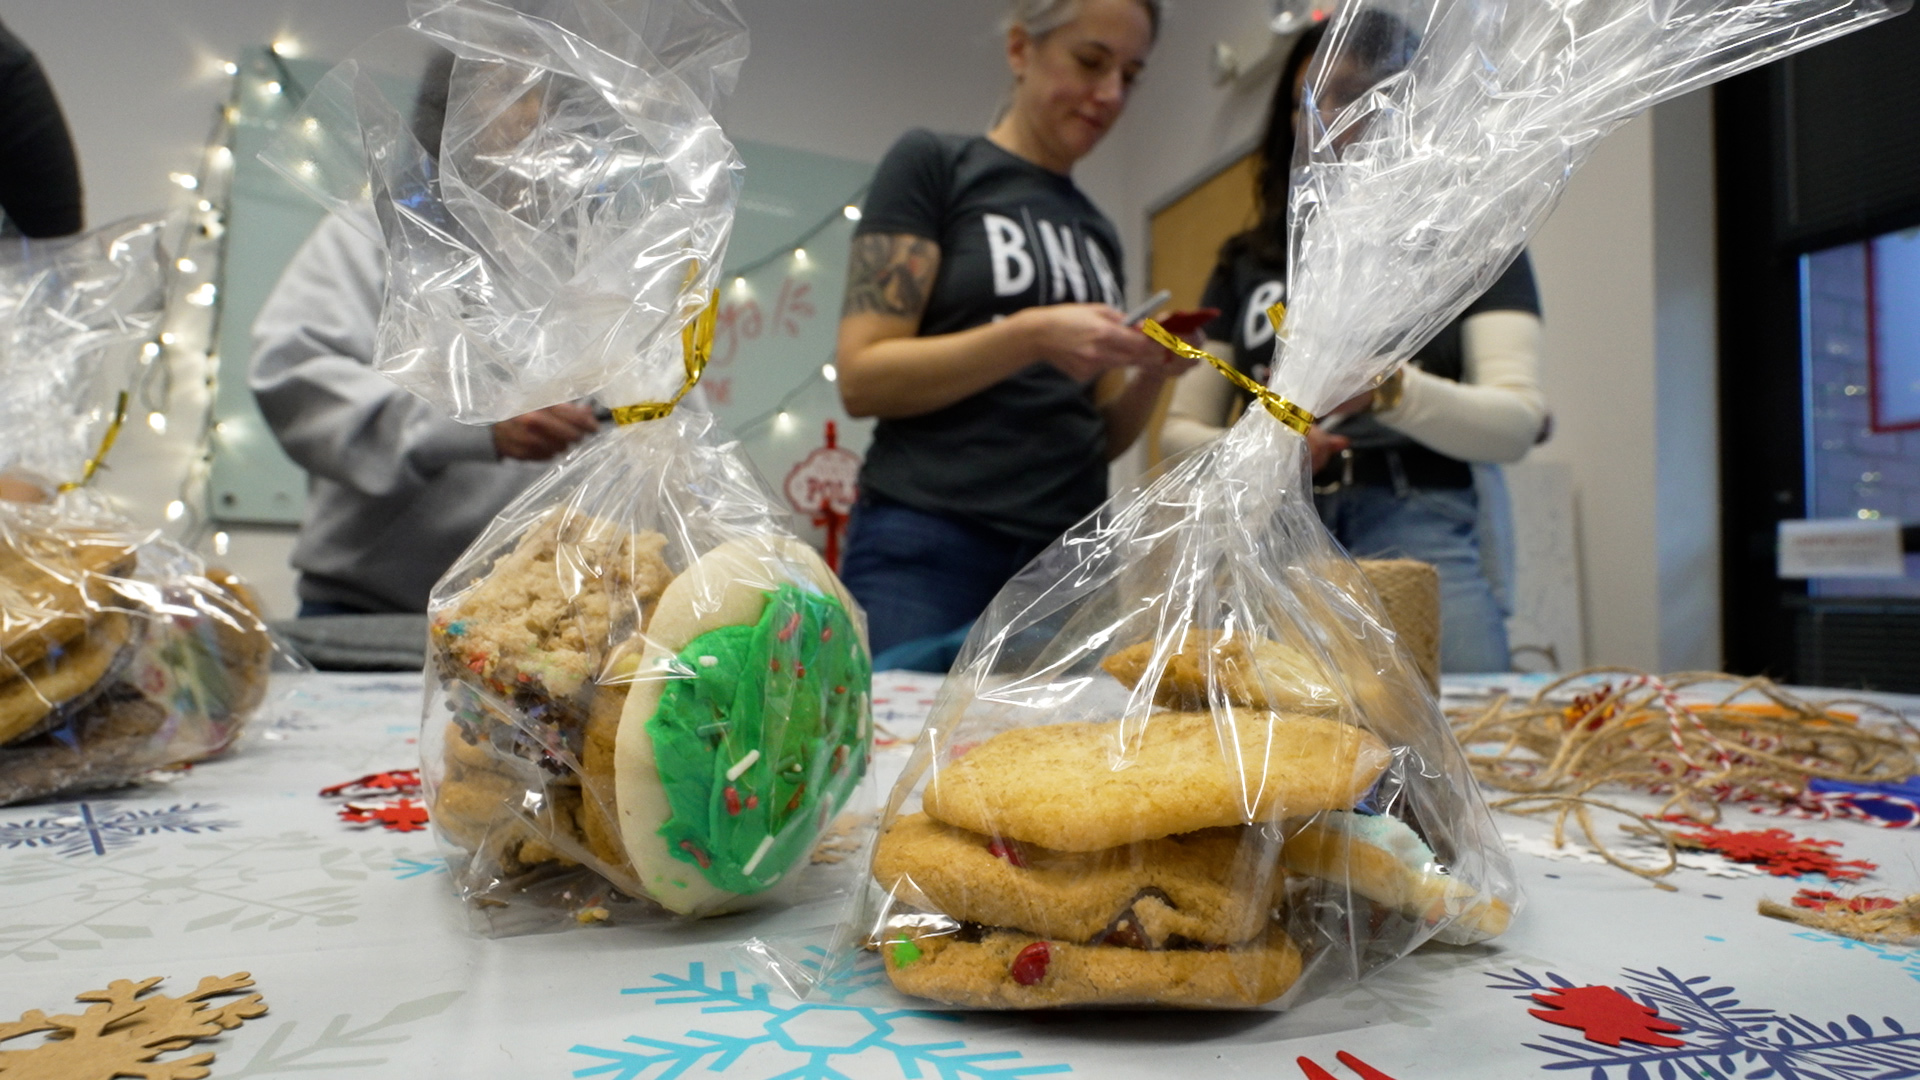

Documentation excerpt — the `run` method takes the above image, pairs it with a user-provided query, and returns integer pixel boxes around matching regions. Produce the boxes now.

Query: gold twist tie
[1142,301,1315,435]
[609,290,720,425]
[57,390,130,493]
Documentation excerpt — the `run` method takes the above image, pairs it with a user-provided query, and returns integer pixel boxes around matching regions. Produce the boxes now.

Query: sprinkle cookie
[432,510,673,729]
[615,536,871,915]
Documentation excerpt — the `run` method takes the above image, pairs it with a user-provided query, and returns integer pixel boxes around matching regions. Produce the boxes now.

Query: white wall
[1523,96,1724,671]
[1650,91,1723,671]
[1526,116,1664,669]
[1,1,406,227]
[5,0,1725,664]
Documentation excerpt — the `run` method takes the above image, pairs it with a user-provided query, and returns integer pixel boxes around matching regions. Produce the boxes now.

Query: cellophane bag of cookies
[265,0,875,934]
[0,219,288,805]
[762,0,1900,1011]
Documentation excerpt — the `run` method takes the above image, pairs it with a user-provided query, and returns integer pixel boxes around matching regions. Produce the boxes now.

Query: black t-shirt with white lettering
[1199,245,1539,452]
[852,129,1126,543]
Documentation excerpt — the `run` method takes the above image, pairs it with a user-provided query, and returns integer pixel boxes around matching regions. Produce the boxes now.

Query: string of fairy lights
[139,45,302,560]
[132,37,868,564]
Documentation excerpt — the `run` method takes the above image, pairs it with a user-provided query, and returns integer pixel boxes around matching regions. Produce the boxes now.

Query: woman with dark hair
[834,0,1195,662]
[1161,16,1549,673]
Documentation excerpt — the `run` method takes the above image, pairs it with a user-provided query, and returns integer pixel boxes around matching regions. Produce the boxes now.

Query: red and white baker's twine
[1456,668,1919,823]
[1754,790,1920,828]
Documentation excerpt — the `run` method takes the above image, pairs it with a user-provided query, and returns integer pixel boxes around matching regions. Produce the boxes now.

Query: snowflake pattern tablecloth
[2,671,1917,1079]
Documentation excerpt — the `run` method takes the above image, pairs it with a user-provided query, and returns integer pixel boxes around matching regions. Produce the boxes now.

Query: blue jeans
[1316,484,1511,673]
[839,497,1049,661]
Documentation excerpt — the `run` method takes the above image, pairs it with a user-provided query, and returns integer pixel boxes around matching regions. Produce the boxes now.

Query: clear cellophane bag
[760,0,1901,1009]
[0,219,288,805]
[266,0,877,934]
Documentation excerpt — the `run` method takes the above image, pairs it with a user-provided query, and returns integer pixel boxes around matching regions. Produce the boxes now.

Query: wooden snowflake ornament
[0,973,266,1080]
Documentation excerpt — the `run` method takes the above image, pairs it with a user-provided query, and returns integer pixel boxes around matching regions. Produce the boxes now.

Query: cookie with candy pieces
[879,921,1303,1009]
[874,812,1285,947]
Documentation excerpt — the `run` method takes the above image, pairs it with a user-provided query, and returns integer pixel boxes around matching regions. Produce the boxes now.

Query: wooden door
[1144,151,1259,466]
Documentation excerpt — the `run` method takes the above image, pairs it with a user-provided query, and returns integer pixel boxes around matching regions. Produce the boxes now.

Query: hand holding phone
[1121,289,1173,327]
[1152,307,1220,337]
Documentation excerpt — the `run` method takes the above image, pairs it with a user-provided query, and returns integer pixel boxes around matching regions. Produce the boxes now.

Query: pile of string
[1448,669,1920,887]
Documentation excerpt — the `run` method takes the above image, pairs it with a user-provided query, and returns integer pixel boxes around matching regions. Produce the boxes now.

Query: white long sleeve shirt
[1160,310,1546,465]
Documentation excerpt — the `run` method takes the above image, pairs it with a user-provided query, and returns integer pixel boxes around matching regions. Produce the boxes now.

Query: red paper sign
[785,422,861,518]
[786,420,861,570]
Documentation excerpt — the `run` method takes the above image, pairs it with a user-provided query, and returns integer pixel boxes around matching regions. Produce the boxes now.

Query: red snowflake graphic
[1529,985,1686,1048]
[1665,821,1876,880]
[1498,965,1920,1076]
[339,798,430,833]
[318,769,422,799]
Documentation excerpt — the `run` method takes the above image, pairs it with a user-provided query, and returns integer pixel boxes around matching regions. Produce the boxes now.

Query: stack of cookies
[428,511,873,920]
[430,510,673,890]
[1,514,274,804]
[871,628,1509,1008]
[873,704,1390,1007]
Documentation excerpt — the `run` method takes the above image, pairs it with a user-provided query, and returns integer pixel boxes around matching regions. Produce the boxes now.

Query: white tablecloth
[4,671,1917,1079]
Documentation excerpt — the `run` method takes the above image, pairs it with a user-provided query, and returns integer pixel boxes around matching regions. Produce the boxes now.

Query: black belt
[1313,446,1472,492]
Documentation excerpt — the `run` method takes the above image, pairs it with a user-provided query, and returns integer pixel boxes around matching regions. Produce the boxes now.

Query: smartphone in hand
[1151,307,1220,337]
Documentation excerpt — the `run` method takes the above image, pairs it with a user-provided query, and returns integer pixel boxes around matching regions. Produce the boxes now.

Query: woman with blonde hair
[835,0,1194,663]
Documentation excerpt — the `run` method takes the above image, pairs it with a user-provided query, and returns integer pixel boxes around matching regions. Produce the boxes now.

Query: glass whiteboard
[207,46,876,556]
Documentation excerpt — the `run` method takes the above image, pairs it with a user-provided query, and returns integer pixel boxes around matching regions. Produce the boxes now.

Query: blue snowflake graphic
[1490,966,1920,1078]
[781,944,893,1004]
[1790,930,1920,985]
[0,802,235,857]
[390,856,448,879]
[569,957,1072,1079]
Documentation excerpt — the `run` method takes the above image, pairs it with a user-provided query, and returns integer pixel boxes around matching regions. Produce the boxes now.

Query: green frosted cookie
[615,536,871,915]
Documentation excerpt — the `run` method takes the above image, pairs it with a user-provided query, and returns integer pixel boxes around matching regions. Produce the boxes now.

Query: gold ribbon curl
[609,290,720,426]
[57,391,130,493]
[1142,301,1316,435]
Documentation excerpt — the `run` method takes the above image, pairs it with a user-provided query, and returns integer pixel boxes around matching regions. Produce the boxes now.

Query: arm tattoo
[842,233,940,318]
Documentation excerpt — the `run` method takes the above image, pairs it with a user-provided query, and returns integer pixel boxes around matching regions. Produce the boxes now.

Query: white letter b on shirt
[983,213,1035,297]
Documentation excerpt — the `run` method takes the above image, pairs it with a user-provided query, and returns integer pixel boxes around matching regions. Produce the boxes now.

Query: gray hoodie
[250,215,550,613]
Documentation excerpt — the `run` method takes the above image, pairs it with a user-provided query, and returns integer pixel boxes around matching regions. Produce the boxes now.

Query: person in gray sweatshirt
[249,54,597,617]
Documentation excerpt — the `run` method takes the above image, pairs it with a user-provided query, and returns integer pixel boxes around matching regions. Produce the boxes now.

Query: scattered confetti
[318,769,422,799]
[1664,822,1876,881]
[339,799,430,833]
